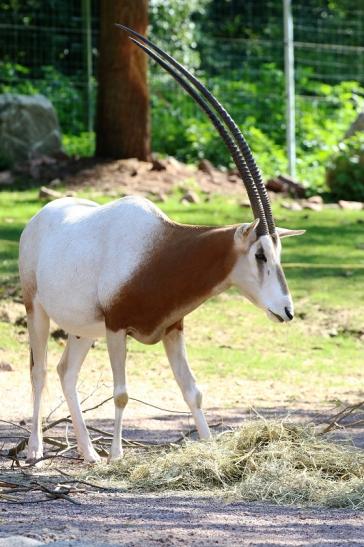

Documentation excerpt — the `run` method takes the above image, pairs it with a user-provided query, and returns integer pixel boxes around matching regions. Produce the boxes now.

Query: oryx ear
[276,227,306,239]
[234,218,260,249]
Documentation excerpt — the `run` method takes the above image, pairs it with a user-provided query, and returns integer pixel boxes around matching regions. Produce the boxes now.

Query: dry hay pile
[88,420,364,509]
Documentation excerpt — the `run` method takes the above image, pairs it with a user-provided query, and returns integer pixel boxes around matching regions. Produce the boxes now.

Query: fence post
[283,0,296,178]
[82,0,93,132]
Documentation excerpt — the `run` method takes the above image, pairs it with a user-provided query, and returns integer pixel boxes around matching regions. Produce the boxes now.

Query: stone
[266,178,286,193]
[15,315,27,327]
[150,158,167,171]
[51,542,117,547]
[0,170,14,185]
[307,195,323,205]
[49,178,61,188]
[0,537,43,546]
[0,309,10,322]
[266,175,306,198]
[166,156,184,169]
[155,191,166,202]
[281,201,303,211]
[338,200,363,210]
[277,174,306,198]
[0,361,13,371]
[39,186,62,200]
[198,159,215,176]
[302,201,322,212]
[0,94,62,165]
[180,190,200,204]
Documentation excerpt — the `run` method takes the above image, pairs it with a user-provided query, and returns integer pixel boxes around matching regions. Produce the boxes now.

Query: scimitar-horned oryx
[19,26,304,464]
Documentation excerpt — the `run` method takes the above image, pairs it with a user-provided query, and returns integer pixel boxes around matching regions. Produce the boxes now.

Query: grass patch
[0,188,363,411]
[87,420,364,509]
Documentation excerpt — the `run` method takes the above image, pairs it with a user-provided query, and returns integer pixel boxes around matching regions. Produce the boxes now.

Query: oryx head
[231,221,304,322]
[117,24,305,323]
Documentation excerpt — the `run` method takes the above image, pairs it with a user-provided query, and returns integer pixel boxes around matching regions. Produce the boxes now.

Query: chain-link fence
[0,1,363,183]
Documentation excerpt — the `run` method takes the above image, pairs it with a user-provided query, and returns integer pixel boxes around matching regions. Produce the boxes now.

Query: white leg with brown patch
[57,335,99,463]
[163,328,211,440]
[106,329,128,462]
[26,300,50,464]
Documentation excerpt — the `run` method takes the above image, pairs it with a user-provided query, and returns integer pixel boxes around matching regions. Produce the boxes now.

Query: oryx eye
[255,253,267,262]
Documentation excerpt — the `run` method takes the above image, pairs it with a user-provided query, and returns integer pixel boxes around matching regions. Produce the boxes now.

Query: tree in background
[96,0,150,160]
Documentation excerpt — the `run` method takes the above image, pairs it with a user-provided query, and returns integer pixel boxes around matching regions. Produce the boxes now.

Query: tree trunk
[96,0,150,160]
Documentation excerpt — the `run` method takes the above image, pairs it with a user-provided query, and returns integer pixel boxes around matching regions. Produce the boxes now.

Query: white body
[21,196,169,341]
[19,196,301,463]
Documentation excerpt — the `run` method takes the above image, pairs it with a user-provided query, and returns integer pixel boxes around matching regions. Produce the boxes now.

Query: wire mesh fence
[0,1,363,184]
[0,0,99,135]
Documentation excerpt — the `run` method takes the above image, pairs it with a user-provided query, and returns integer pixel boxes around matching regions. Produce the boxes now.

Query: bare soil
[14,155,248,199]
[1,164,363,545]
[1,409,364,546]
[2,489,364,546]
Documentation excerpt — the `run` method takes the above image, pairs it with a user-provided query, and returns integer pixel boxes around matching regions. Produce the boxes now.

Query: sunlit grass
[0,188,363,414]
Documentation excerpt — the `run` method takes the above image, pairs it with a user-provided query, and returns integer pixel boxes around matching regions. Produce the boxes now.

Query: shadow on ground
[1,407,364,546]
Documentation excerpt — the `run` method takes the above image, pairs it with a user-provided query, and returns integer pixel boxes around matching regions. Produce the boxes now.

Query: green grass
[0,188,363,407]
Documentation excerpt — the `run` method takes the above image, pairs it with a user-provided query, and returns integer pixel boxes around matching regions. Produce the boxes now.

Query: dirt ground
[12,155,249,199]
[1,407,364,546]
[2,488,364,546]
[1,157,364,545]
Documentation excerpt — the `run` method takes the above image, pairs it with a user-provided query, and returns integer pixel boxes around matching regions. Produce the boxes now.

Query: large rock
[0,93,62,164]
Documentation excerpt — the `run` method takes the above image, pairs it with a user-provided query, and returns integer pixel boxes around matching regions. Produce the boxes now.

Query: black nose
[285,307,294,321]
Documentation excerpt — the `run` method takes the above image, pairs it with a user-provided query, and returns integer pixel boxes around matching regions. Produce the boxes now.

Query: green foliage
[151,62,363,187]
[326,133,364,201]
[0,0,363,196]
[62,132,95,157]
[151,63,286,176]
[149,0,208,69]
[295,80,363,192]
[0,62,88,134]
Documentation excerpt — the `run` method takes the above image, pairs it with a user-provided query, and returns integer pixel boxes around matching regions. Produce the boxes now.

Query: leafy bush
[151,63,363,186]
[149,0,208,69]
[0,62,91,134]
[62,132,95,158]
[326,133,364,201]
[1,58,363,194]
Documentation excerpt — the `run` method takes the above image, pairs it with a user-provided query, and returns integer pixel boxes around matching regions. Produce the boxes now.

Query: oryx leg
[163,327,211,440]
[57,335,99,463]
[26,300,50,463]
[106,329,128,462]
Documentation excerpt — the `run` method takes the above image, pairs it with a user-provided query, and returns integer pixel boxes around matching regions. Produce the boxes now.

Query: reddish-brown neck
[104,223,238,336]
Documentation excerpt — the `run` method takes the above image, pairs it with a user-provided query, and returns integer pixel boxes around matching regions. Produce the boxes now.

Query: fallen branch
[7,393,195,459]
[321,400,364,434]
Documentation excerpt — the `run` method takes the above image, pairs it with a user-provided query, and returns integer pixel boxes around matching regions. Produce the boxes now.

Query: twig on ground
[6,393,217,465]
[0,420,30,433]
[320,400,364,434]
[129,396,191,415]
[34,480,81,505]
[54,468,116,491]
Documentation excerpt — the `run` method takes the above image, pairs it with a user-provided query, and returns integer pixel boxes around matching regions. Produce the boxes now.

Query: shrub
[62,132,95,157]
[0,62,90,134]
[326,133,364,202]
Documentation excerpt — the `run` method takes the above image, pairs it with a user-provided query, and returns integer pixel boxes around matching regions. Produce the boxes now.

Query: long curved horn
[115,24,276,235]
[128,37,268,234]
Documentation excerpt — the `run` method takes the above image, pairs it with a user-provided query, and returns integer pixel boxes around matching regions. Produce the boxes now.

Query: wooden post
[82,0,93,132]
[96,0,150,160]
